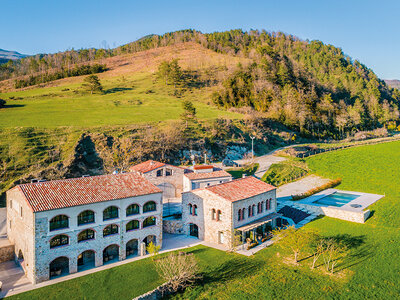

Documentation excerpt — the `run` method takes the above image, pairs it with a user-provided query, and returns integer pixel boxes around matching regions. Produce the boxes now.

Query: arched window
[252,205,256,216]
[257,202,261,214]
[103,206,119,221]
[103,224,119,237]
[78,229,95,242]
[261,201,264,212]
[143,201,156,213]
[49,215,69,231]
[143,216,156,228]
[238,209,242,221]
[216,210,221,221]
[189,203,193,215]
[193,205,198,216]
[212,209,216,220]
[126,204,140,216]
[248,205,252,217]
[77,210,95,226]
[50,235,69,248]
[266,198,271,210]
[126,220,140,232]
[242,208,245,220]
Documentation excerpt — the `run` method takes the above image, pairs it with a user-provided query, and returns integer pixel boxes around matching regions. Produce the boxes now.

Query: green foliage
[261,160,308,186]
[82,74,103,94]
[146,241,161,257]
[226,163,259,179]
[180,100,196,122]
[292,178,342,200]
[14,64,106,88]
[157,59,183,88]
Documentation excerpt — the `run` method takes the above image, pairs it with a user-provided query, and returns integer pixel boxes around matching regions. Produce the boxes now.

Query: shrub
[292,178,342,200]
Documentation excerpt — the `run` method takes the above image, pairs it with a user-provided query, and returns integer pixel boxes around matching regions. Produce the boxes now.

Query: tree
[146,241,161,258]
[82,74,103,94]
[169,59,183,88]
[154,252,201,293]
[272,225,318,263]
[0,99,6,108]
[158,61,171,85]
[322,238,349,273]
[180,100,196,123]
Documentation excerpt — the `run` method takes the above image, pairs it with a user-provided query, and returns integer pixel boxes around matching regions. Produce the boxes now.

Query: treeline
[14,64,107,88]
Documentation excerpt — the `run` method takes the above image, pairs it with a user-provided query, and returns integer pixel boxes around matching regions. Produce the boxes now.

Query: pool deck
[297,189,384,212]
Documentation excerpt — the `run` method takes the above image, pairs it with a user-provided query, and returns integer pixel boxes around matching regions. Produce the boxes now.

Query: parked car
[222,159,239,167]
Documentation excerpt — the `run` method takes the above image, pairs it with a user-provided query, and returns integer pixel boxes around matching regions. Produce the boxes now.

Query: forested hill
[1,29,399,138]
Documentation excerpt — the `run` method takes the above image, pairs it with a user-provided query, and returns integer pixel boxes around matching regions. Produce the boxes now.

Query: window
[10,200,12,209]
[126,204,140,216]
[20,207,23,218]
[257,202,261,214]
[193,205,198,216]
[126,220,139,232]
[49,215,69,231]
[216,210,221,221]
[212,209,216,220]
[248,205,252,217]
[156,169,163,177]
[143,201,156,213]
[103,224,119,237]
[50,235,69,248]
[238,209,242,221]
[103,206,119,221]
[261,201,264,212]
[242,208,245,220]
[78,229,95,242]
[143,216,156,228]
[166,168,172,176]
[252,205,256,216]
[189,203,193,215]
[78,210,95,226]
[266,198,271,210]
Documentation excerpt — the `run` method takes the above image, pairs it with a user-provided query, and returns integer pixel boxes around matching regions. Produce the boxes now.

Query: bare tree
[311,238,325,269]
[154,252,201,293]
[272,225,318,263]
[322,239,348,273]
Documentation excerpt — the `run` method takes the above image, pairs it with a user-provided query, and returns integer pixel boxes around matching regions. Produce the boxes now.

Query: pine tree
[82,75,103,94]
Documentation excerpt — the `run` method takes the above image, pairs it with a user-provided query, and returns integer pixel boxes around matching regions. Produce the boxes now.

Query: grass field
[9,141,400,299]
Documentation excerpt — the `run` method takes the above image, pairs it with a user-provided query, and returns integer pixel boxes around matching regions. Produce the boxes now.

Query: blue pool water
[313,192,360,207]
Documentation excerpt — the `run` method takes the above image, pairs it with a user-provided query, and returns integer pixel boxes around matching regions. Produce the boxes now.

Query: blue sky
[1,0,399,79]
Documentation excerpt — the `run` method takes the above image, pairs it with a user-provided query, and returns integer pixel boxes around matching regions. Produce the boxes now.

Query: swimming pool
[313,191,360,207]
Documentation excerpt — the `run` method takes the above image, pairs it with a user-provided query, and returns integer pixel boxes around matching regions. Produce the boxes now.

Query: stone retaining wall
[133,283,170,300]
[296,203,370,223]
[0,243,15,263]
[163,219,184,234]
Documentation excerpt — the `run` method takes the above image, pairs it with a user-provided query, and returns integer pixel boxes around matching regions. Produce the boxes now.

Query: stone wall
[133,283,171,300]
[295,202,370,223]
[0,242,14,262]
[6,187,36,283]
[162,219,184,234]
[33,192,163,283]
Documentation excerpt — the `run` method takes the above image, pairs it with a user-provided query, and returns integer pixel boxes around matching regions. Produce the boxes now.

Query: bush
[261,161,308,186]
[292,178,342,200]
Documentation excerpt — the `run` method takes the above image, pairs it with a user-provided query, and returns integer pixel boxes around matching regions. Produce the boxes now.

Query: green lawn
[10,141,400,299]
[0,72,241,128]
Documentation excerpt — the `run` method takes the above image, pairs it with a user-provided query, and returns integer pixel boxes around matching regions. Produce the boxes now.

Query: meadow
[9,141,400,299]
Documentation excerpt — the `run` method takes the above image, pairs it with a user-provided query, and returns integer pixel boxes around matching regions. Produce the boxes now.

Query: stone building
[182,176,279,248]
[129,160,187,200]
[183,165,233,192]
[6,173,163,284]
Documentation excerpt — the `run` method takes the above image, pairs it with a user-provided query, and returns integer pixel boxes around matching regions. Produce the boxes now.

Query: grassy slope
[10,142,400,299]
[0,43,244,128]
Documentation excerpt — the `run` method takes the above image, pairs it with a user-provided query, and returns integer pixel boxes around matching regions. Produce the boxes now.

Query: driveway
[0,261,31,298]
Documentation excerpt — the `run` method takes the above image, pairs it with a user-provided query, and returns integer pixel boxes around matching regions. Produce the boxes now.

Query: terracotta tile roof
[206,176,276,202]
[129,160,166,173]
[193,165,214,170]
[17,173,162,213]
[184,170,232,180]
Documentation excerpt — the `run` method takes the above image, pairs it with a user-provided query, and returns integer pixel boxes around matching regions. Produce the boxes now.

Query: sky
[1,0,399,79]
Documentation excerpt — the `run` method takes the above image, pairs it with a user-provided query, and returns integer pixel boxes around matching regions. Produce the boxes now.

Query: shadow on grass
[104,87,133,94]
[202,257,265,285]
[2,104,25,108]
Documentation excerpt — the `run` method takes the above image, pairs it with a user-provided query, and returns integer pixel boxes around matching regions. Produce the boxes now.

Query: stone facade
[0,242,15,263]
[162,219,184,234]
[182,188,277,248]
[7,188,163,284]
[136,165,186,199]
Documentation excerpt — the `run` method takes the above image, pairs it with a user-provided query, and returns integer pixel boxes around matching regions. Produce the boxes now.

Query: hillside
[0,48,27,64]
[1,29,400,202]
[385,79,400,89]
